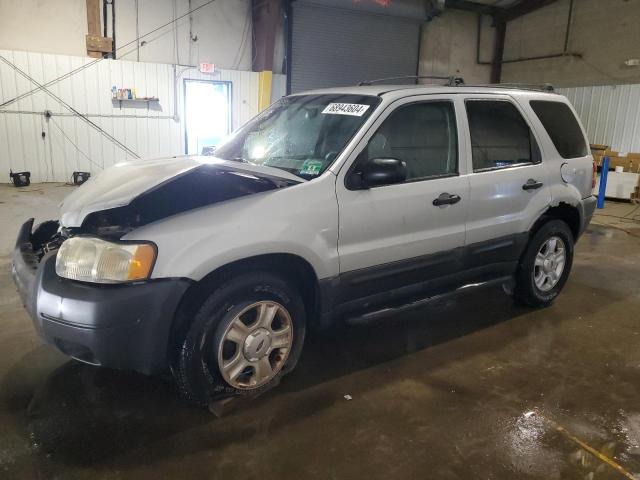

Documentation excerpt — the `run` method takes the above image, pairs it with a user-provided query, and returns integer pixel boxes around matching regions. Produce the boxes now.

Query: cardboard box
[608,156,628,171]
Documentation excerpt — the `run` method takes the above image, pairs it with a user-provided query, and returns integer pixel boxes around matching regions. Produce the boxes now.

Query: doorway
[184,79,232,155]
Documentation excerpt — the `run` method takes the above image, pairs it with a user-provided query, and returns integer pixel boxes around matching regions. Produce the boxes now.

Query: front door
[335,96,469,303]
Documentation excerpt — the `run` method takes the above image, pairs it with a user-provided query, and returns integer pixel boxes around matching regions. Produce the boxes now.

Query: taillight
[592,160,597,189]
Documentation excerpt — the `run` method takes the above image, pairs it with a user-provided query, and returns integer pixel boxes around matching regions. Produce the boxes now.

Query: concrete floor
[1,184,639,480]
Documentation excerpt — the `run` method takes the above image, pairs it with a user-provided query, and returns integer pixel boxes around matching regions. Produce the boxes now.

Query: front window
[215,94,380,180]
[361,101,458,182]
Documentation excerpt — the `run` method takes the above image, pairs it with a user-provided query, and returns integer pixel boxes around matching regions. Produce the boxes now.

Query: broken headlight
[55,237,156,283]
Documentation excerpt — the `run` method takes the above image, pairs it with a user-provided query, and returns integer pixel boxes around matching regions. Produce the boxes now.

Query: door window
[362,101,458,182]
[466,100,539,172]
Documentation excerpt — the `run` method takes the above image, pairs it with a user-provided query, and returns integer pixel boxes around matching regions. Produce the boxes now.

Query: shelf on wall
[111,97,160,110]
[112,97,159,103]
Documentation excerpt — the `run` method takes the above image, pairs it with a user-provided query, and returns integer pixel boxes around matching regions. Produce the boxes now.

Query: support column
[253,0,281,110]
[491,20,506,84]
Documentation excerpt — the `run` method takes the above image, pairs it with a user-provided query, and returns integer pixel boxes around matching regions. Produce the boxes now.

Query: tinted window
[363,101,458,181]
[530,100,588,158]
[466,100,538,171]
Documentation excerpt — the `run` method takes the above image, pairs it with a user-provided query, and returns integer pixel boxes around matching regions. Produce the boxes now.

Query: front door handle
[522,179,544,190]
[433,192,461,206]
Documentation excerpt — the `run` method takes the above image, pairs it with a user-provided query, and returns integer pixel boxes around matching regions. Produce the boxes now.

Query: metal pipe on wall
[563,0,574,54]
[135,0,140,61]
[103,0,108,38]
[111,0,116,59]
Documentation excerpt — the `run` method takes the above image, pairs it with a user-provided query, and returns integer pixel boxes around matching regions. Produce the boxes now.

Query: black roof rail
[358,75,465,87]
[464,82,556,93]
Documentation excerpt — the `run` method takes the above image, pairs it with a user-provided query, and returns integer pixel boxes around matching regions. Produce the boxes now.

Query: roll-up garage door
[290,1,422,93]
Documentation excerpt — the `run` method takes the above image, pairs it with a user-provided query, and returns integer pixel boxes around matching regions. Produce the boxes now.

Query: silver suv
[12,84,597,405]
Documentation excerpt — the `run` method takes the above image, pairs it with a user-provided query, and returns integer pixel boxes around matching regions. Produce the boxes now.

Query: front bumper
[11,219,191,375]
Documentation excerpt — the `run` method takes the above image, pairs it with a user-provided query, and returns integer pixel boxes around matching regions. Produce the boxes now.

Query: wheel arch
[530,201,581,240]
[167,253,320,364]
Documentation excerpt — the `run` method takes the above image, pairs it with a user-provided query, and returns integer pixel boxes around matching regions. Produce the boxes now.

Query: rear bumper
[11,219,191,375]
[578,195,597,236]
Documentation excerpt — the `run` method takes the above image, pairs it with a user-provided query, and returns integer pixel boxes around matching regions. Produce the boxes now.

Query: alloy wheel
[217,301,293,389]
[533,236,566,292]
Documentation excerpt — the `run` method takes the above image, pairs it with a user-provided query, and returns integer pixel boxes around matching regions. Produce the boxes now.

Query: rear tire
[172,272,306,406]
[513,220,574,307]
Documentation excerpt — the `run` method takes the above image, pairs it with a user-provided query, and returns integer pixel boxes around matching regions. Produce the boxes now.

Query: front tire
[514,219,574,307]
[172,272,306,406]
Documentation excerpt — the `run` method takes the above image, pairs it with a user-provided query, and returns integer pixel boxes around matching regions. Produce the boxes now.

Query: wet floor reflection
[3,287,530,470]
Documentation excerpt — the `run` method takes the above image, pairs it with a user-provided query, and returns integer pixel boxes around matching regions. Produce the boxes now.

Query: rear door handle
[433,193,461,206]
[522,179,544,190]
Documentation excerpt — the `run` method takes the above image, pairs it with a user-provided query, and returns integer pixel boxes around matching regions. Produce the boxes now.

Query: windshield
[215,94,380,180]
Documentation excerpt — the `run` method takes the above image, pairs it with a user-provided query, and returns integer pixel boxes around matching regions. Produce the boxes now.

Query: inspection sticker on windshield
[300,160,323,176]
[322,103,370,116]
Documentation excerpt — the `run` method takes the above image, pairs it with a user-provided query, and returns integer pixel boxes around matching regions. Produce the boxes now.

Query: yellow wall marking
[258,70,273,112]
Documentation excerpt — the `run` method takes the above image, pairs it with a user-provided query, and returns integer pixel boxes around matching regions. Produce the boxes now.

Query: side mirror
[350,157,407,189]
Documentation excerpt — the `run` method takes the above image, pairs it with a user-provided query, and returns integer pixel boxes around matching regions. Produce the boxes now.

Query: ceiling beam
[446,0,561,22]
[501,0,560,22]
[444,0,499,15]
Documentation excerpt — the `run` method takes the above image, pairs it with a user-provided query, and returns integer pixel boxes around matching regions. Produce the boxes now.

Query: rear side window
[466,100,539,171]
[530,100,588,159]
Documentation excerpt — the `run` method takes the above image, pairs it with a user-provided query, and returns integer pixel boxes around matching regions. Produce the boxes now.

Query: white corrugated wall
[559,83,640,154]
[0,49,287,183]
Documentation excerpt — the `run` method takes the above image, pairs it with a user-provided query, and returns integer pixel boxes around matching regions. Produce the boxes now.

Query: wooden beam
[86,34,113,53]
[86,0,101,35]
[86,0,102,58]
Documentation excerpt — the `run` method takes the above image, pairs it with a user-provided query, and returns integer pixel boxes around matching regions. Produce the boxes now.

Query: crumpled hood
[60,155,303,228]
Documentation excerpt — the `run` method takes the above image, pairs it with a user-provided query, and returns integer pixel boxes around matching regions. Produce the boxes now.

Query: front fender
[123,175,339,281]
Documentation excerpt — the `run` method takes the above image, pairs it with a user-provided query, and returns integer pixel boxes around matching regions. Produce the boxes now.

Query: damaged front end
[12,218,69,311]
[10,160,302,374]
[15,162,302,286]
[12,216,192,374]
[30,220,66,260]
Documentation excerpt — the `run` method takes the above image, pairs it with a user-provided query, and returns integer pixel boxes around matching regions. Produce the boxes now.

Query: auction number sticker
[322,103,370,116]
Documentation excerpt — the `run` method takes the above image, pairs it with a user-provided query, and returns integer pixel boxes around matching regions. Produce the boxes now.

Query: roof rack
[464,83,556,93]
[358,75,465,87]
[357,76,555,93]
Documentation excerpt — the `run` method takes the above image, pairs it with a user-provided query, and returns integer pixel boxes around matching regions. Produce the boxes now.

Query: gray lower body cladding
[578,195,597,237]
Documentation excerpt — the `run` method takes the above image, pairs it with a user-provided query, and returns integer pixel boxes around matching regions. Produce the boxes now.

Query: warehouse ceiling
[444,0,560,21]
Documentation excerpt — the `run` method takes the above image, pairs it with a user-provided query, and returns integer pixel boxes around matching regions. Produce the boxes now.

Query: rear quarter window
[529,100,588,159]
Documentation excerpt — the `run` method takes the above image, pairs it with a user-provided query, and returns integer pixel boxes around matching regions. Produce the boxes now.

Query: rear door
[460,95,551,271]
[335,95,469,305]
